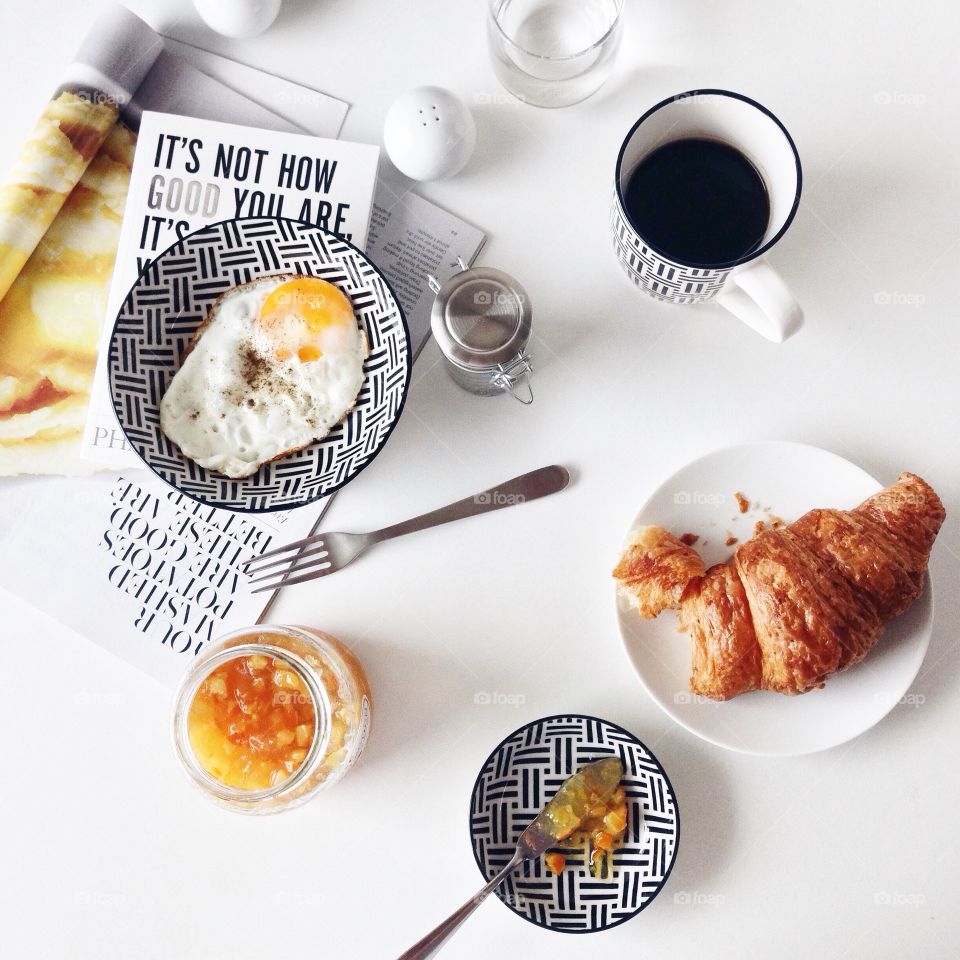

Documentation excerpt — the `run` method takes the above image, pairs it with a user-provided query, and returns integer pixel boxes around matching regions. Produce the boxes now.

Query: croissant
[614,473,944,699]
[612,526,705,618]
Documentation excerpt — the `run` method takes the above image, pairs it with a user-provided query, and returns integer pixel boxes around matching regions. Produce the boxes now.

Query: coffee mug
[612,89,803,342]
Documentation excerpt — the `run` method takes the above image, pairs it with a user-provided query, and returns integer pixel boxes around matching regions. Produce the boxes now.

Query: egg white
[159,277,367,479]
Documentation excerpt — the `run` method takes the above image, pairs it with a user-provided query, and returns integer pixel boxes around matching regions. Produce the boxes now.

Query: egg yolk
[257,277,355,363]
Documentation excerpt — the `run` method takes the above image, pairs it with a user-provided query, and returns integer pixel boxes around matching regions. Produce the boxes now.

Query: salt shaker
[428,260,533,403]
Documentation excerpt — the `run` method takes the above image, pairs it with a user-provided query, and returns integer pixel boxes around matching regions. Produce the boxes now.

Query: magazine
[0,7,486,687]
[0,187,484,687]
[0,2,348,478]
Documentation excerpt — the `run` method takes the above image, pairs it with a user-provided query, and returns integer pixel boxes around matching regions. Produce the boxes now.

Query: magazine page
[82,111,380,467]
[161,38,348,137]
[0,471,314,687]
[367,184,487,360]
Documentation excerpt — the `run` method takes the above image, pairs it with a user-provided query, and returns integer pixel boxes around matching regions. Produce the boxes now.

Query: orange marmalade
[545,783,628,879]
[174,626,372,813]
[187,653,317,791]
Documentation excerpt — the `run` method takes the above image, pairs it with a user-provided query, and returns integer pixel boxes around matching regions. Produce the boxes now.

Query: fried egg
[160,275,367,479]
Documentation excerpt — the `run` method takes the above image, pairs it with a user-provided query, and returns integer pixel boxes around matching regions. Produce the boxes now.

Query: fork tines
[245,542,328,578]
[247,554,334,593]
[244,536,333,593]
[244,533,326,566]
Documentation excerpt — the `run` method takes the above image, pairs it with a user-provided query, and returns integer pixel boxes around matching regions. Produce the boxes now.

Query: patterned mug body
[612,90,803,341]
[611,202,731,303]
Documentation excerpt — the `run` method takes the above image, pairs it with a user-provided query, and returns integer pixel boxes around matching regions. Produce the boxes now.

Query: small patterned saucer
[469,714,680,933]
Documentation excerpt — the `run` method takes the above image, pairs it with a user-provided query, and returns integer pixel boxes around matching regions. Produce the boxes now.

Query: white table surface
[1,1,958,957]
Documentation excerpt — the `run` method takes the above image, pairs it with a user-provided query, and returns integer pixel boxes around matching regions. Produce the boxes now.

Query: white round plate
[616,441,934,756]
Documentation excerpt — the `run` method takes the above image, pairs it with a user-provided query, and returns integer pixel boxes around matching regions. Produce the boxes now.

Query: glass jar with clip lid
[428,258,533,403]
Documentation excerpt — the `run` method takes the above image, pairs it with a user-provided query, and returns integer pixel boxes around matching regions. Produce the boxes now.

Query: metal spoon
[395,757,624,959]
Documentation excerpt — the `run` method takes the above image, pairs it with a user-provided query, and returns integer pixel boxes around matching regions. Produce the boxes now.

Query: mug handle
[715,260,803,343]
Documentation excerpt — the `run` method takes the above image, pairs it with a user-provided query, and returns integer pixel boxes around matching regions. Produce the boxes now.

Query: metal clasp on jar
[491,353,534,404]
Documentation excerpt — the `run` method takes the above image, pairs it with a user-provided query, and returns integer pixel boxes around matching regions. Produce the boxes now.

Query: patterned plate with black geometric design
[108,217,410,512]
[469,715,679,933]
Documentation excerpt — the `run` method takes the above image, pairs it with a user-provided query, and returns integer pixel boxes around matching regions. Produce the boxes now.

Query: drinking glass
[487,0,624,108]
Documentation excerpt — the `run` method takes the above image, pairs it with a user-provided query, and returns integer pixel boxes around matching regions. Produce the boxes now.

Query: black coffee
[623,138,769,266]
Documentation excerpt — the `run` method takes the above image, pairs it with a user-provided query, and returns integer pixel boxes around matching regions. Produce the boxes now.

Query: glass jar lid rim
[431,266,532,368]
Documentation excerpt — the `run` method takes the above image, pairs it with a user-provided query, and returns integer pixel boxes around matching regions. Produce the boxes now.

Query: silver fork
[243,464,570,593]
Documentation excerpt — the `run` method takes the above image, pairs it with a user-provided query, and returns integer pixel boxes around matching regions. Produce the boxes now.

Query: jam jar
[172,625,372,814]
